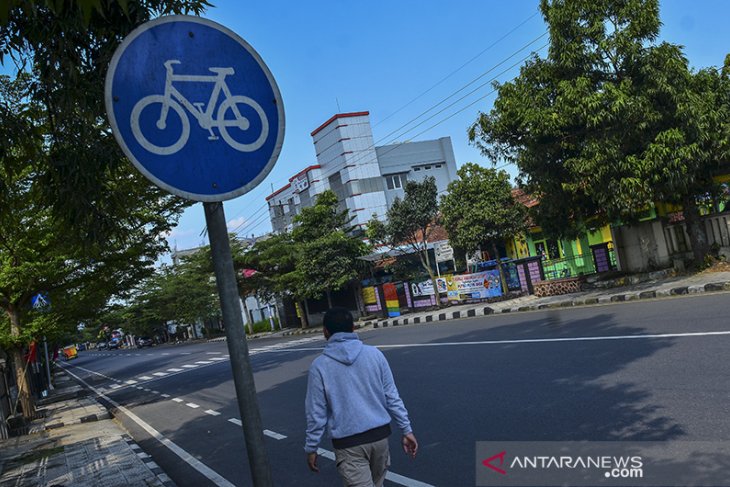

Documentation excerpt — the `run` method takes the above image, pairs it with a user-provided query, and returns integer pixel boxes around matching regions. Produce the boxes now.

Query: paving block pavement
[0,370,175,487]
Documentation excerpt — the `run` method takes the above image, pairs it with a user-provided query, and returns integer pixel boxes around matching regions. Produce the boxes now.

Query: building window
[435,163,442,168]
[414,167,421,172]
[424,165,431,170]
[385,174,403,190]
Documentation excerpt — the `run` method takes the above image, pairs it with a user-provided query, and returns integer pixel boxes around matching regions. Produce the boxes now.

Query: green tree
[441,164,527,293]
[292,191,368,309]
[469,0,730,265]
[239,232,302,327]
[367,177,442,305]
[240,192,368,328]
[0,0,207,418]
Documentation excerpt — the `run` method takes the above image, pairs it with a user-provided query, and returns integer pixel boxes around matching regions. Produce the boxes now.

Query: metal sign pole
[43,337,53,391]
[204,201,272,487]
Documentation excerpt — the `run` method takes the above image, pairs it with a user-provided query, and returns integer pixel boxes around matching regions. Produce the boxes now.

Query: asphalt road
[62,292,730,486]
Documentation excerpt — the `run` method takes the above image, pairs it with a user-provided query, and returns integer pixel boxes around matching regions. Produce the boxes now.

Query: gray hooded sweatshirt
[304,332,412,453]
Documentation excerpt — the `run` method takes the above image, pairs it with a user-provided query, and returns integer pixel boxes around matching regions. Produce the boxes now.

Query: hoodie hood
[323,332,363,365]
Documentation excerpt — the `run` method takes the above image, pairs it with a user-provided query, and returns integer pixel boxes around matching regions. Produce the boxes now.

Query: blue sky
[7,1,730,254]
[162,0,730,253]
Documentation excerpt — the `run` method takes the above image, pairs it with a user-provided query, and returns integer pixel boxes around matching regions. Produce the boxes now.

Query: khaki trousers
[334,437,391,487]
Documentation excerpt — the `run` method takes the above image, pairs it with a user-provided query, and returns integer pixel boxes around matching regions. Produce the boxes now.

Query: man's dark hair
[323,307,354,335]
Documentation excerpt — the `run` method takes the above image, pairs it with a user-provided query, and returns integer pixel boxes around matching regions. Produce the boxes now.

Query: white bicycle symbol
[130,60,268,155]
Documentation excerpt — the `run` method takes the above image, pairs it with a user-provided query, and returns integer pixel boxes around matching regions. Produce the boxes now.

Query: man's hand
[307,452,319,472]
[402,433,418,459]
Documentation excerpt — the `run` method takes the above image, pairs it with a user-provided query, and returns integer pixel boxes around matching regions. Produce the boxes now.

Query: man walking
[305,307,418,486]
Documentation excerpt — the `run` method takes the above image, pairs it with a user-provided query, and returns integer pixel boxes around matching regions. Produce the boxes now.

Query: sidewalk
[359,270,730,328]
[0,370,174,487]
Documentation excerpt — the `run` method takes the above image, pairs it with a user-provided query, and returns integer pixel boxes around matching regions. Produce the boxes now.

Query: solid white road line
[279,330,730,354]
[372,330,730,349]
[60,366,236,487]
[263,430,286,440]
[385,471,436,487]
[204,410,220,416]
[228,418,242,426]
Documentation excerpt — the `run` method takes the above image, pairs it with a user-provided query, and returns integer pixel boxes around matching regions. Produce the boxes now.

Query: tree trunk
[419,249,442,307]
[683,196,710,266]
[300,299,310,329]
[241,297,253,335]
[491,241,509,296]
[7,306,35,419]
[353,283,364,316]
[325,289,333,309]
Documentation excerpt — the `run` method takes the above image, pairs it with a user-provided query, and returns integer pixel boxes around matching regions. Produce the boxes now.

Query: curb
[43,410,111,430]
[361,280,730,328]
[124,434,177,487]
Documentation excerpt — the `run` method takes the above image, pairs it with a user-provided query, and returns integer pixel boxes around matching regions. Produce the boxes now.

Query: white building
[267,111,457,233]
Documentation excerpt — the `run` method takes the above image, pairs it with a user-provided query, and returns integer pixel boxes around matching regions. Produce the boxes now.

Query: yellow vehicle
[62,345,78,360]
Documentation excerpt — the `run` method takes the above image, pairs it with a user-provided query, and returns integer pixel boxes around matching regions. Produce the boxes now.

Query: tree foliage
[292,191,368,303]
[367,177,442,303]
[0,0,209,417]
[470,0,730,263]
[241,191,368,322]
[121,254,219,337]
[441,164,527,289]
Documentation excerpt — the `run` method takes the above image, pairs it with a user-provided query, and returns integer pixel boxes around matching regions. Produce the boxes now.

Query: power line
[227,28,549,239]
[375,12,543,128]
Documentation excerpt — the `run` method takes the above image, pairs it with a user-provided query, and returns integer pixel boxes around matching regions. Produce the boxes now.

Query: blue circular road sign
[105,16,284,202]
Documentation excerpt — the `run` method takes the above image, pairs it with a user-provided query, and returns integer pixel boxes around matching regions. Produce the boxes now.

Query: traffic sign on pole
[105,15,283,486]
[105,15,284,202]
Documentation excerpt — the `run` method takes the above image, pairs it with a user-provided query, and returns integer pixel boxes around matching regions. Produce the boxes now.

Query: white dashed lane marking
[228,418,242,426]
[138,376,153,380]
[172,398,184,403]
[153,372,168,376]
[161,394,170,398]
[125,380,138,385]
[182,364,198,368]
[205,410,220,416]
[167,368,183,372]
[195,361,212,365]
[263,430,287,440]
[186,403,200,409]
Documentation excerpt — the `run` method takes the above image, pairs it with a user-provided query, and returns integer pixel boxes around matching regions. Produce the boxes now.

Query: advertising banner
[410,277,450,297]
[452,270,502,300]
